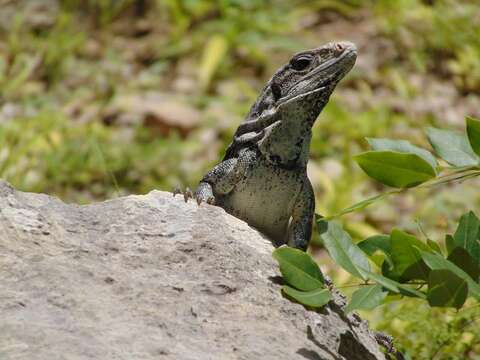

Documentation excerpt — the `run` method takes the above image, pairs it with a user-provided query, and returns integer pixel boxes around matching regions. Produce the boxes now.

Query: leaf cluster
[354,117,480,190]
[274,211,480,312]
[273,117,480,313]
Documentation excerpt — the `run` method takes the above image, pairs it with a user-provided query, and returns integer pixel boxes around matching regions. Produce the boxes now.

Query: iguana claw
[184,187,193,202]
[195,194,215,206]
[172,186,182,196]
[172,186,193,202]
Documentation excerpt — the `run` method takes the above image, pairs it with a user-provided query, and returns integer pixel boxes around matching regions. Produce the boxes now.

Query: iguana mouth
[305,43,357,80]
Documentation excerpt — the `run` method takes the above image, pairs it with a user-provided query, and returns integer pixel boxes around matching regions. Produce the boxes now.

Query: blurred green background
[1,0,480,358]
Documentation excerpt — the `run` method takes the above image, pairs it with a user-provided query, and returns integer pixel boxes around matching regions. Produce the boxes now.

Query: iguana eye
[290,55,312,71]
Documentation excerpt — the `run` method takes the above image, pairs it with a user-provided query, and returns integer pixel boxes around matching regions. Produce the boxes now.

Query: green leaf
[447,247,480,282]
[466,116,480,157]
[426,127,479,167]
[345,285,387,313]
[390,229,431,280]
[420,251,480,300]
[273,247,324,291]
[445,234,456,255]
[427,239,443,254]
[358,235,391,256]
[358,235,393,268]
[453,211,480,264]
[381,260,398,281]
[367,137,437,169]
[317,220,370,280]
[354,151,436,188]
[282,286,331,308]
[366,271,426,298]
[427,269,468,309]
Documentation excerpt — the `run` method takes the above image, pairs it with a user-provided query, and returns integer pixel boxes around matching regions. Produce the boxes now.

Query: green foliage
[272,247,325,291]
[0,113,197,202]
[420,251,480,300]
[374,0,480,93]
[272,247,330,308]
[367,138,437,169]
[466,117,480,157]
[354,151,436,188]
[353,117,480,193]
[274,118,480,317]
[276,210,480,311]
[426,127,479,167]
[389,229,431,281]
[157,0,298,79]
[374,300,480,359]
[447,248,480,281]
[365,270,425,299]
[427,270,468,309]
[282,286,331,309]
[317,219,370,280]
[358,235,392,268]
[345,285,387,313]
[453,211,480,263]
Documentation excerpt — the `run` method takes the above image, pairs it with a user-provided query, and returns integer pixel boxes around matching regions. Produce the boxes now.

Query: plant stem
[336,282,372,289]
[326,167,480,219]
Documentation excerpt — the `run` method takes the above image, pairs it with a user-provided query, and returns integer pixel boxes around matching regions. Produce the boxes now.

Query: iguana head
[247,41,357,120]
[224,41,356,164]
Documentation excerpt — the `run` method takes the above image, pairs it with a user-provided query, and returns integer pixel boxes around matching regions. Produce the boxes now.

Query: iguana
[176,41,357,251]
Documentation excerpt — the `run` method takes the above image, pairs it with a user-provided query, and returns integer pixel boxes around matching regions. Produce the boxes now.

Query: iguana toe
[206,196,215,205]
[194,193,215,206]
[184,187,193,202]
[172,186,182,197]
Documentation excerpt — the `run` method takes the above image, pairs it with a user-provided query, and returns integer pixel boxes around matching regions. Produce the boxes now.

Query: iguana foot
[195,194,215,205]
[194,182,216,206]
[374,332,403,359]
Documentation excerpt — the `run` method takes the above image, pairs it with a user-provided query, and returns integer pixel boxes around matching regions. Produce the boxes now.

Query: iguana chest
[217,153,305,243]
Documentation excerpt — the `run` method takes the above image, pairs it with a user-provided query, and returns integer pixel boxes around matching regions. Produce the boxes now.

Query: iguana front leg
[195,158,237,205]
[195,150,256,204]
[287,178,315,251]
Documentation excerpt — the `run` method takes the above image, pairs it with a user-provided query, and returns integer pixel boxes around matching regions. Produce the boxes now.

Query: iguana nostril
[334,43,345,56]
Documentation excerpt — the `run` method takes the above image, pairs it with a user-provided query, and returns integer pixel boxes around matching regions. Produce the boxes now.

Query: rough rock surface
[0,180,386,360]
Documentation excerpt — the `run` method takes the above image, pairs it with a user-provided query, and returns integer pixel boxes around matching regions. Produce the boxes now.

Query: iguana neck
[257,95,326,169]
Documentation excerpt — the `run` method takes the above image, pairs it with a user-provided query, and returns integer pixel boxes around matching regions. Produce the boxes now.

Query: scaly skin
[194,41,357,250]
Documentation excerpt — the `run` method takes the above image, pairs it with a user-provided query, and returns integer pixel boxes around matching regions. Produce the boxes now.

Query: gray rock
[0,180,386,360]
